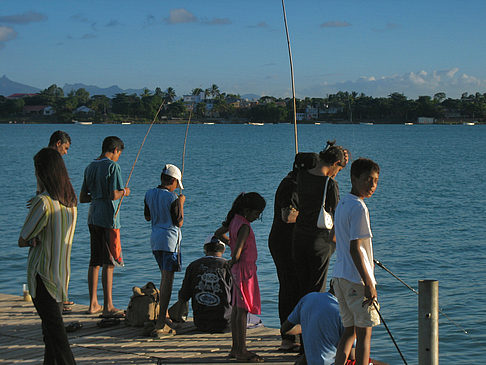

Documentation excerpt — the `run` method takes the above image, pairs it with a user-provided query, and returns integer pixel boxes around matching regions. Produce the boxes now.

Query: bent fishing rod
[180,105,193,193]
[114,100,166,219]
[374,258,469,335]
[281,0,298,154]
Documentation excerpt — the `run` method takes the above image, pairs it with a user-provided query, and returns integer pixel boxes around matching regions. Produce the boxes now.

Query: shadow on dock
[0,293,299,364]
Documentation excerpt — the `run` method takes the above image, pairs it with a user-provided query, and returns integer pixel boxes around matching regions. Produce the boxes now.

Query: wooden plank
[0,293,298,364]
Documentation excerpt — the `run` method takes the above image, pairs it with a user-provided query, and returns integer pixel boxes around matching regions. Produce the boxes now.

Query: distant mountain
[63,83,147,98]
[241,93,261,101]
[0,75,41,96]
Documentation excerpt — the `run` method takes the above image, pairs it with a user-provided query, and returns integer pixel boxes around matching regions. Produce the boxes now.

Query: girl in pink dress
[215,192,266,363]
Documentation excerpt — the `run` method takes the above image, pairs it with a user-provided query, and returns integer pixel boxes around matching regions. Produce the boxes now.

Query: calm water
[1,123,485,363]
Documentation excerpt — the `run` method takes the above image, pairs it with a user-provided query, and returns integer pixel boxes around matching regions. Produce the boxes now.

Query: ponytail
[222,192,266,226]
[319,140,347,166]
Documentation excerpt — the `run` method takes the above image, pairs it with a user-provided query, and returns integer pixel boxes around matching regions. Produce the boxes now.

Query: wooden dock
[0,293,299,364]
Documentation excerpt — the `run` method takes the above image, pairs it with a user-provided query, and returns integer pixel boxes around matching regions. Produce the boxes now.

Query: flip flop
[97,318,120,328]
[236,353,264,363]
[65,321,83,332]
[85,307,103,315]
[64,301,75,306]
[151,325,176,338]
[278,343,301,352]
[99,310,125,319]
[62,306,73,315]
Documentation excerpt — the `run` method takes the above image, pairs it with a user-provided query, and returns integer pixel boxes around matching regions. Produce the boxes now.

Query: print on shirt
[194,264,223,306]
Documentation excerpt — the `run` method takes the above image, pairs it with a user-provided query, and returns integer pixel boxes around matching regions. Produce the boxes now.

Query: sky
[1,0,485,99]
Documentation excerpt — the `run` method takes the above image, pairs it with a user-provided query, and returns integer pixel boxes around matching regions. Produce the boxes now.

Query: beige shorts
[331,277,380,328]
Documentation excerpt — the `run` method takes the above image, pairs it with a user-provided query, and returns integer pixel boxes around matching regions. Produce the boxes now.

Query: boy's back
[83,157,124,229]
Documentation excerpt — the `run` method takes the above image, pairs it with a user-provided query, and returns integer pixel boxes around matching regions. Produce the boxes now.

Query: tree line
[1,83,485,123]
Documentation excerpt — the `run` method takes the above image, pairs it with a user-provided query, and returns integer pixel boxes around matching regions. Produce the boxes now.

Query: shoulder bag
[317,177,333,229]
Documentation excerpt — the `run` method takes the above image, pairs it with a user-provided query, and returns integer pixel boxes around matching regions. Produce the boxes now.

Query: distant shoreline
[1,120,483,126]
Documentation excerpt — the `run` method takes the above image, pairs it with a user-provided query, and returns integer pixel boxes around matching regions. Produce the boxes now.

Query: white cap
[204,234,226,248]
[162,164,184,190]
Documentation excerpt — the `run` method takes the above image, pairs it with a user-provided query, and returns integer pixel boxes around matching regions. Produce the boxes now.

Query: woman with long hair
[18,148,77,364]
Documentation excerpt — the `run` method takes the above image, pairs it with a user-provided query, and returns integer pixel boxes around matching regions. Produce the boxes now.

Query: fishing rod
[374,258,469,334]
[281,0,298,154]
[114,100,166,219]
[373,302,409,365]
[180,105,193,191]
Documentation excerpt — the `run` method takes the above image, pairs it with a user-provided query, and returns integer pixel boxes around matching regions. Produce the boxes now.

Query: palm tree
[164,87,176,103]
[192,88,203,96]
[210,84,220,99]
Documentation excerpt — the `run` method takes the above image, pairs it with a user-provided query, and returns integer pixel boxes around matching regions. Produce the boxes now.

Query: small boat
[463,122,476,126]
[360,122,373,125]
[203,122,215,125]
[121,121,131,125]
[248,122,264,126]
[314,122,321,125]
[74,121,93,125]
[404,122,413,125]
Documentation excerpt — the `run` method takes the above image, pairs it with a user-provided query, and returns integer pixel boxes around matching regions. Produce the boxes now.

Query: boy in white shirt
[331,158,380,365]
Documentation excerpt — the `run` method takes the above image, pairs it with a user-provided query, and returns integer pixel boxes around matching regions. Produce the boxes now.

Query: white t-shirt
[332,193,376,285]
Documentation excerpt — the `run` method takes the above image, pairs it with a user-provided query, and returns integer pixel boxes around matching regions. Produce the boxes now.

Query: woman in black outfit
[291,141,348,300]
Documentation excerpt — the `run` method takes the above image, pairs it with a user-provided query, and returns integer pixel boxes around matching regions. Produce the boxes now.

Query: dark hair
[222,192,266,227]
[48,130,71,147]
[34,148,77,207]
[102,136,124,153]
[319,140,347,167]
[204,237,225,253]
[160,173,176,186]
[350,158,380,179]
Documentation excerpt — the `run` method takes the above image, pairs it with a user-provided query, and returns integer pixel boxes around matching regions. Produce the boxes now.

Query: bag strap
[321,176,330,210]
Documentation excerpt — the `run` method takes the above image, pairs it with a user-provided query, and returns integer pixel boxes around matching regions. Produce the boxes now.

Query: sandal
[99,309,125,319]
[151,324,176,338]
[65,321,83,332]
[236,352,264,363]
[97,318,120,328]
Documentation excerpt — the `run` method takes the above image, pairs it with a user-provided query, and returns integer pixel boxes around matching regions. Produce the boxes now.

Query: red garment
[228,214,261,314]
[107,228,124,266]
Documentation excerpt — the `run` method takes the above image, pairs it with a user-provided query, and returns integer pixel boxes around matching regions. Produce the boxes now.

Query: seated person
[169,236,232,333]
[281,285,387,365]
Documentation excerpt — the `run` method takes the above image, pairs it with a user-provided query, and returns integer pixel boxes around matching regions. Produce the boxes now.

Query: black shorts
[89,224,113,266]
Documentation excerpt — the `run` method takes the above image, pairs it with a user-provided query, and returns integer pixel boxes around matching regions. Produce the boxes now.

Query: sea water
[0,123,485,363]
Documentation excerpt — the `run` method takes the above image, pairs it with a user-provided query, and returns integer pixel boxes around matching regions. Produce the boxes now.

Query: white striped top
[20,193,77,302]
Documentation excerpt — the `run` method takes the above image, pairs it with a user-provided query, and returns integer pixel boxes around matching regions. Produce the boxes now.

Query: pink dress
[228,214,261,314]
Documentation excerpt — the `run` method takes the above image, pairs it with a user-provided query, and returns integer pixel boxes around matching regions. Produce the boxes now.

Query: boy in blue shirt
[144,164,185,337]
[80,136,130,317]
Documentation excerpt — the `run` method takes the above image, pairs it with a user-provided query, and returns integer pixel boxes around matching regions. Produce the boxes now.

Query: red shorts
[89,225,123,267]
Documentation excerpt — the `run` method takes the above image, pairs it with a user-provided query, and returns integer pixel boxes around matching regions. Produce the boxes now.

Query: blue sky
[1,0,485,99]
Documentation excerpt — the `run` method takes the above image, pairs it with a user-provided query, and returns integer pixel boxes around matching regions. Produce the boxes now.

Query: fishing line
[281,0,298,154]
[374,258,469,334]
[373,302,409,365]
[114,100,166,219]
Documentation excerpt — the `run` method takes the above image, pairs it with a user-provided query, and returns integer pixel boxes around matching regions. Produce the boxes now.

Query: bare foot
[85,305,103,314]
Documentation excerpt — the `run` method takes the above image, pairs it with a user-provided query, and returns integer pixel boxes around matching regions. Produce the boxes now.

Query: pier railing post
[418,280,439,365]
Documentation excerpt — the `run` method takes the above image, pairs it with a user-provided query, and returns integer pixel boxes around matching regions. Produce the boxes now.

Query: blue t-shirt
[144,187,181,252]
[82,158,124,229]
[288,292,344,365]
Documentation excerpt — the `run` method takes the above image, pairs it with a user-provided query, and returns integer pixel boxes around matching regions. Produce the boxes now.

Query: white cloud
[299,68,486,99]
[165,8,197,24]
[0,26,17,42]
